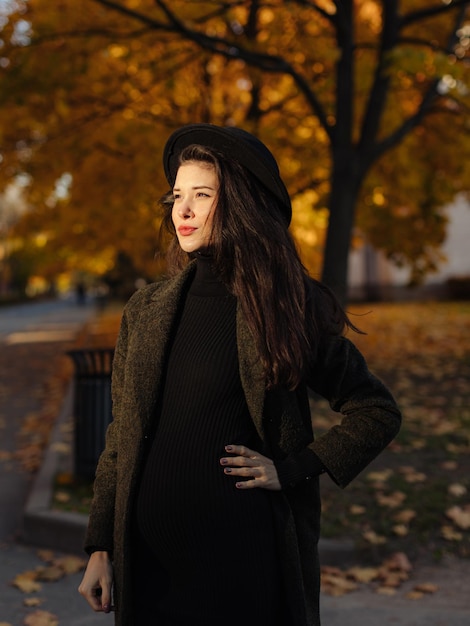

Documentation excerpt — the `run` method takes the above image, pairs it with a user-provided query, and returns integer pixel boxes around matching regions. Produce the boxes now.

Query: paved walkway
[0,298,469,625]
[0,298,103,625]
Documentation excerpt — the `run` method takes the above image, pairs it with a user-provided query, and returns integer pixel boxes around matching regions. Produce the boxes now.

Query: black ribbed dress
[132,256,284,626]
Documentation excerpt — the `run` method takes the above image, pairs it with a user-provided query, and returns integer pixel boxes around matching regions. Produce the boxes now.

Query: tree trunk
[321,163,363,304]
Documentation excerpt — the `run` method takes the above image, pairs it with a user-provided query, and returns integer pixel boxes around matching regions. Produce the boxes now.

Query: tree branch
[400,0,470,28]
[92,0,334,140]
[357,0,400,158]
[373,5,467,159]
[396,36,454,54]
[28,27,155,46]
[92,0,167,29]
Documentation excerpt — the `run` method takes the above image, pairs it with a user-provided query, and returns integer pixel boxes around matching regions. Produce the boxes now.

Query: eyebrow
[173,185,217,191]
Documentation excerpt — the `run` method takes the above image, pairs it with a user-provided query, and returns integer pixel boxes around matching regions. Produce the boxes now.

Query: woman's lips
[178,226,197,236]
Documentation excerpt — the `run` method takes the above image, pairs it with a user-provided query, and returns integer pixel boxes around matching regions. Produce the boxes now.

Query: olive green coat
[85,261,401,626]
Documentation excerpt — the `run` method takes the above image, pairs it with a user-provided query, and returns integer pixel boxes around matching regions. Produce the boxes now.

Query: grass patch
[53,471,94,515]
[317,301,470,562]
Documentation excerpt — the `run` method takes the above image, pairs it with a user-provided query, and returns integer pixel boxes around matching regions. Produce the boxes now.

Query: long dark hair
[160,144,356,389]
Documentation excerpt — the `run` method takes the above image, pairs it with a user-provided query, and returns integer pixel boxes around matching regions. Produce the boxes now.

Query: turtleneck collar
[188,253,232,297]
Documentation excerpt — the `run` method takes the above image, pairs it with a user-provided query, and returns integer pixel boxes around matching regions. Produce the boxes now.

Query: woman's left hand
[220,444,281,491]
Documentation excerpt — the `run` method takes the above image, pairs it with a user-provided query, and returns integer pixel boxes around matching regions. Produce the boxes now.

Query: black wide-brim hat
[163,123,292,225]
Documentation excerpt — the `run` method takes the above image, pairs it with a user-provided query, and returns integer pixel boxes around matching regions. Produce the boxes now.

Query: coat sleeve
[83,303,131,556]
[276,334,401,489]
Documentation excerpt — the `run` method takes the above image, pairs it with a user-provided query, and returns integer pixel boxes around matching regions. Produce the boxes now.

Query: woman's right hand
[78,550,114,613]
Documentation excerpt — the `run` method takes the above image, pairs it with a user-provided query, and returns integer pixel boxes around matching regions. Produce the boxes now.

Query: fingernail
[225,445,233,451]
[224,467,232,473]
[103,604,110,613]
[221,458,228,465]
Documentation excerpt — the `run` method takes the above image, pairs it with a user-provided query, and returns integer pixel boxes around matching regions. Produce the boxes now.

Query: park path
[0,297,105,625]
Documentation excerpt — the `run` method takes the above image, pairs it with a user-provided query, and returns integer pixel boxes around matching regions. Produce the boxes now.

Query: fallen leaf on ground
[362,530,386,545]
[376,586,397,595]
[448,483,467,497]
[441,524,463,541]
[321,566,359,596]
[23,610,58,626]
[53,490,71,504]
[383,551,413,573]
[54,555,87,575]
[393,509,417,523]
[349,504,366,515]
[347,566,379,583]
[23,598,44,607]
[36,566,64,583]
[446,505,470,529]
[37,551,55,564]
[366,469,393,483]
[413,582,439,594]
[376,490,406,508]
[392,524,409,536]
[11,573,42,593]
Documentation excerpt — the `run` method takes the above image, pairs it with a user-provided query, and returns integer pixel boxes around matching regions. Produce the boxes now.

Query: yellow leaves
[11,552,87,594]
[258,7,275,26]
[376,491,406,508]
[350,504,366,515]
[446,505,470,530]
[35,566,65,584]
[53,555,87,576]
[393,509,417,524]
[347,566,378,584]
[406,583,439,600]
[23,611,58,626]
[375,552,413,593]
[108,44,128,59]
[362,530,386,545]
[10,552,87,625]
[321,552,429,597]
[392,524,409,537]
[448,483,467,498]
[382,551,412,575]
[11,572,42,594]
[441,525,463,542]
[23,598,44,608]
[321,566,359,596]
[53,490,71,504]
[366,468,393,484]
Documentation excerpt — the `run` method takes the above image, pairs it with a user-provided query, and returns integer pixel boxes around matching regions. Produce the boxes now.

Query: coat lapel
[126,263,196,435]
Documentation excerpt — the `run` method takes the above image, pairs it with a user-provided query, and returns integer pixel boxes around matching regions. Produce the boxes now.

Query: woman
[79,123,401,626]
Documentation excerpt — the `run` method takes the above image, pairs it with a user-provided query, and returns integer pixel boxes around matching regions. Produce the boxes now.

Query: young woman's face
[172,162,219,254]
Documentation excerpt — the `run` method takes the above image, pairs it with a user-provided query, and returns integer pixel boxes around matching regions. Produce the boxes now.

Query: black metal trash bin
[67,348,115,480]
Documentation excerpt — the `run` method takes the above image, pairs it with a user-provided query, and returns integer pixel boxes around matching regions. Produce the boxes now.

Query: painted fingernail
[103,604,110,613]
[225,445,233,451]
[221,458,228,465]
[224,467,232,473]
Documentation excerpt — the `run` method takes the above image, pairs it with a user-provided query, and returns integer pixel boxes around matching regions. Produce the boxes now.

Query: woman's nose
[177,199,193,218]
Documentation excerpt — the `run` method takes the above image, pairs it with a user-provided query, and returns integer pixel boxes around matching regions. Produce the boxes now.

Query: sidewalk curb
[23,383,89,556]
[22,382,357,563]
